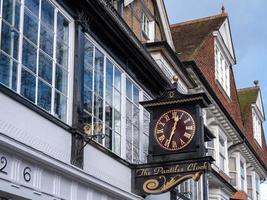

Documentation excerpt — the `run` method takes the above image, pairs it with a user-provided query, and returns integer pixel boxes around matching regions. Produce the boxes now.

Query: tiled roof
[237,86,259,124]
[170,13,227,61]
[230,191,248,200]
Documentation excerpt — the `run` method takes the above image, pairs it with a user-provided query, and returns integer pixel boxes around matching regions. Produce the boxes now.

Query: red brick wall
[194,33,267,166]
[194,33,244,132]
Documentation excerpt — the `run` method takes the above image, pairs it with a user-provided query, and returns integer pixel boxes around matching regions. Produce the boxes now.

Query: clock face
[154,109,196,151]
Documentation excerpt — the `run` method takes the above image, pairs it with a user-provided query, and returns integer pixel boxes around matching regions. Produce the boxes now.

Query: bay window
[256,174,260,200]
[0,0,73,122]
[247,175,253,199]
[218,136,226,171]
[81,35,150,163]
[240,161,245,190]
[229,157,237,186]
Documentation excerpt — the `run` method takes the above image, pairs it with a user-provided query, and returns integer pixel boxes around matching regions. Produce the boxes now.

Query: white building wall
[0,92,142,200]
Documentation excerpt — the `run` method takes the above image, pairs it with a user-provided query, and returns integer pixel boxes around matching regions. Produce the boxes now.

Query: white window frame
[0,0,75,124]
[141,12,150,38]
[81,33,151,163]
[214,126,228,173]
[252,108,262,146]
[229,156,237,186]
[215,45,230,97]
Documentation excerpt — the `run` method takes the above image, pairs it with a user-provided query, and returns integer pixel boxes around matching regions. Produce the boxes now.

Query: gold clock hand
[168,116,179,147]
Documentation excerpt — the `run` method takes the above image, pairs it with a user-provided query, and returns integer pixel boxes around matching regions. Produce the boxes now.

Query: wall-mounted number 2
[23,167,31,182]
[0,156,7,174]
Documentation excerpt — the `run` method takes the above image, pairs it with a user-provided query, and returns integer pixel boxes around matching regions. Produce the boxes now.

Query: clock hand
[168,116,179,147]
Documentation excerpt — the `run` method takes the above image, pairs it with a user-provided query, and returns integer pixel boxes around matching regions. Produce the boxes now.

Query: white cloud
[260,182,267,200]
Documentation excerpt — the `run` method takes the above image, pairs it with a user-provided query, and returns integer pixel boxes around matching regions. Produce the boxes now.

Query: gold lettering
[179,113,184,120]
[184,132,191,139]
[136,169,151,176]
[158,134,165,142]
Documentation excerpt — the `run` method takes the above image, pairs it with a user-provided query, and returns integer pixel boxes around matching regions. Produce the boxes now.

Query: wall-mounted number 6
[23,167,31,182]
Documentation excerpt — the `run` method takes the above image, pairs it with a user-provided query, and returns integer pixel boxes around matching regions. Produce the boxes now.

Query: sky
[164,0,267,197]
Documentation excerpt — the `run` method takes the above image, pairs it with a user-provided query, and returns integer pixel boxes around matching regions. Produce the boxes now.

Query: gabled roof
[237,86,259,124]
[170,13,227,61]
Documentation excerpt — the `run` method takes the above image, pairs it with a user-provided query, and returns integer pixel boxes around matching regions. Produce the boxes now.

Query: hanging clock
[154,109,196,151]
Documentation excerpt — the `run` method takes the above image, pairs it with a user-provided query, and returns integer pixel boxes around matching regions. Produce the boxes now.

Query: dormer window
[215,46,230,97]
[252,109,262,146]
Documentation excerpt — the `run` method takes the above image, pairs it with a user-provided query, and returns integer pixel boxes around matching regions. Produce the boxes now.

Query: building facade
[0,0,266,200]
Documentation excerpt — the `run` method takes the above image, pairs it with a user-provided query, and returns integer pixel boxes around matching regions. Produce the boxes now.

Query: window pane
[133,106,139,127]
[114,109,120,133]
[114,132,121,155]
[133,145,139,163]
[0,53,17,90]
[133,86,139,104]
[1,22,19,60]
[126,141,132,162]
[126,78,132,99]
[21,69,36,103]
[105,60,113,105]
[55,65,68,94]
[2,0,20,29]
[38,52,52,84]
[41,0,54,29]
[93,118,103,135]
[37,79,51,111]
[54,92,67,121]
[105,104,112,128]
[23,10,38,44]
[56,41,68,67]
[94,95,103,120]
[94,72,103,97]
[22,39,37,73]
[83,87,92,113]
[126,120,132,143]
[40,25,54,56]
[126,99,132,123]
[114,90,120,112]
[229,157,236,171]
[133,126,139,147]
[105,127,112,150]
[84,40,93,69]
[57,12,69,43]
[114,68,120,90]
[95,49,104,74]
[84,67,93,90]
[25,0,39,16]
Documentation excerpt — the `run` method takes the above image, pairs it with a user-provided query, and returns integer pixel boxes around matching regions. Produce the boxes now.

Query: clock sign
[154,109,196,151]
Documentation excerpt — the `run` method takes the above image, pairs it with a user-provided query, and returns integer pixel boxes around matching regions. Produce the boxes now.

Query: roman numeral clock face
[154,109,196,151]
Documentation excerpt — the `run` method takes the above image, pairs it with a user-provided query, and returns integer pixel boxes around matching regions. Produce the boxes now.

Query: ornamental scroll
[133,157,212,196]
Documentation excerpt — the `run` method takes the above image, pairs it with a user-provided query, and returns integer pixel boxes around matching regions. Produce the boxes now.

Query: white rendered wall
[0,92,71,163]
